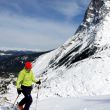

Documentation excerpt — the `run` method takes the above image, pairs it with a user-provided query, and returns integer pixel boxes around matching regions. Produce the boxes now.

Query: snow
[94,12,110,47]
[1,85,110,110]
[1,0,110,110]
[105,1,110,8]
[0,53,12,56]
[34,50,110,99]
[2,92,110,110]
[0,47,42,52]
[31,95,110,110]
[32,0,110,99]
[32,49,61,76]
[86,18,92,23]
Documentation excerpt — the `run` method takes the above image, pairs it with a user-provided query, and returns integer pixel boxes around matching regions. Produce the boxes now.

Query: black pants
[19,85,33,110]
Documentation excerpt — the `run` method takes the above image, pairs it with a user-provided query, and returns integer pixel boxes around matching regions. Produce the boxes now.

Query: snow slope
[32,0,110,99]
[1,91,110,110]
[32,95,110,110]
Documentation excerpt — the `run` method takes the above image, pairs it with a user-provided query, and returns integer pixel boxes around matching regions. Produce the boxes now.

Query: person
[16,61,41,110]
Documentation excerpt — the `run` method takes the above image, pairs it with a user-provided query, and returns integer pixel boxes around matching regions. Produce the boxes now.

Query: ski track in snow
[1,91,110,110]
[1,86,110,110]
[30,95,110,110]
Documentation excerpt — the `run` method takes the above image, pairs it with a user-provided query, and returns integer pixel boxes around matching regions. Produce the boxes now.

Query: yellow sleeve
[16,71,24,89]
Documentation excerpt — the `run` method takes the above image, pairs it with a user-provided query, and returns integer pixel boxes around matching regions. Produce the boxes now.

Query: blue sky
[0,0,90,51]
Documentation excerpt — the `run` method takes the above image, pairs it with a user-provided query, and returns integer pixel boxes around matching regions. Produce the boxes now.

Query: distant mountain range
[0,50,49,78]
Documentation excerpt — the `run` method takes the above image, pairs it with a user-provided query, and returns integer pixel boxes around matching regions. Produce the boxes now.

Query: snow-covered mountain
[33,0,110,99]
[0,50,49,76]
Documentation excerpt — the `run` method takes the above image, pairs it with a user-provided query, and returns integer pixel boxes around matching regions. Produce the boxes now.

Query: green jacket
[16,68,37,89]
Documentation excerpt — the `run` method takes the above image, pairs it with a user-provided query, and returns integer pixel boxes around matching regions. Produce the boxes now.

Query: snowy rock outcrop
[33,0,110,99]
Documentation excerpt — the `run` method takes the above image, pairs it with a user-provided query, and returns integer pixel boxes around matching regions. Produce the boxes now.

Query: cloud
[0,0,90,50]
[43,0,91,20]
[0,13,77,50]
[51,2,80,18]
[0,0,91,21]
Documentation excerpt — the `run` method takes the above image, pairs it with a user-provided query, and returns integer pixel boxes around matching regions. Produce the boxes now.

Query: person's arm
[16,71,24,89]
[32,71,41,85]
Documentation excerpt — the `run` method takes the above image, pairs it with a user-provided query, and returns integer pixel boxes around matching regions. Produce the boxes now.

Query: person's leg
[19,97,26,106]
[20,86,32,110]
[23,94,33,110]
[17,87,27,110]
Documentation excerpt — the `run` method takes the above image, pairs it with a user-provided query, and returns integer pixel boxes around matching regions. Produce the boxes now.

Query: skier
[16,61,41,110]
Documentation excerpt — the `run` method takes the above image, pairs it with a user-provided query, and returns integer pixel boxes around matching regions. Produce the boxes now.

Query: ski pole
[12,95,19,108]
[36,85,40,110]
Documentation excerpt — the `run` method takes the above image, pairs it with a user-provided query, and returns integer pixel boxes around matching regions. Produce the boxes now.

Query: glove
[36,80,41,85]
[17,88,22,95]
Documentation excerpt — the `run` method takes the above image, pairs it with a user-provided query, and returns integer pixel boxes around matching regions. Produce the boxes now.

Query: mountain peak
[76,0,110,33]
[33,0,110,99]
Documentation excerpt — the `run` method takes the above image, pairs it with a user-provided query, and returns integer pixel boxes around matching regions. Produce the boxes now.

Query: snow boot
[16,105,23,110]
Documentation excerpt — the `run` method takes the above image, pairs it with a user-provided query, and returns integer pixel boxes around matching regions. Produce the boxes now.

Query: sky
[0,0,90,51]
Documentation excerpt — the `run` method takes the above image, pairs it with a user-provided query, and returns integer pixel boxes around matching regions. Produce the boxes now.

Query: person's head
[25,62,32,71]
